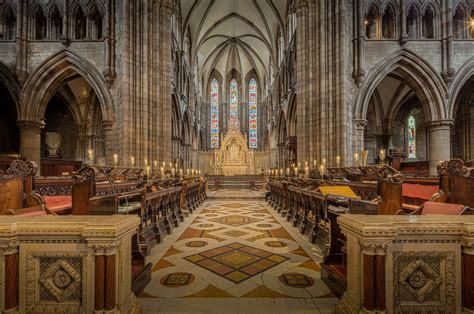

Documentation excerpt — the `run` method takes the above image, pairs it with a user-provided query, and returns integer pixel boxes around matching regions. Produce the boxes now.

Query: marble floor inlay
[139,191,338,313]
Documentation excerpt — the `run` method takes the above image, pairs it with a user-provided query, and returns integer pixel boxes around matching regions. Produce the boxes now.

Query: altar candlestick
[130,156,135,167]
[154,160,158,168]
[113,154,118,167]
[354,153,359,167]
[336,156,341,168]
[287,168,290,176]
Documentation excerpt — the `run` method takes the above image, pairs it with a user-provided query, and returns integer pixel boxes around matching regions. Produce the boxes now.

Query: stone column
[102,120,115,166]
[0,242,19,312]
[361,241,388,312]
[18,120,44,174]
[353,119,367,163]
[428,120,453,175]
[462,242,474,311]
[88,242,118,312]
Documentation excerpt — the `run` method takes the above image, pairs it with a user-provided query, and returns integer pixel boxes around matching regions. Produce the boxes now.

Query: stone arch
[20,50,115,124]
[0,62,20,116]
[354,49,447,123]
[449,56,474,118]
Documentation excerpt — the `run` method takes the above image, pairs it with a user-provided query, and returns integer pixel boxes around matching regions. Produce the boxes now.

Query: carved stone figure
[45,132,62,158]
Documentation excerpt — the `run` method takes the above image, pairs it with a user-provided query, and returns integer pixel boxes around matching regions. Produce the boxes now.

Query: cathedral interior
[0,0,474,313]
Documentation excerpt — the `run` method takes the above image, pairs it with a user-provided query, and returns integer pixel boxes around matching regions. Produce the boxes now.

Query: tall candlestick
[113,154,118,167]
[305,161,308,167]
[146,166,151,177]
[130,156,135,167]
[379,148,386,165]
[322,158,326,165]
[320,164,325,176]
[154,160,158,168]
[336,156,341,168]
[313,160,317,168]
[287,168,290,176]
[88,148,94,165]
[162,161,166,168]
[354,153,359,167]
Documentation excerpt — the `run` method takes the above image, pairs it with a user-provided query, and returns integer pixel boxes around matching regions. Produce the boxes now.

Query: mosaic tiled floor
[139,194,338,313]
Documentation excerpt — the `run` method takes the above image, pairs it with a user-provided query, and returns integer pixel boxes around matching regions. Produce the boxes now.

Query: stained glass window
[229,79,239,129]
[210,79,219,148]
[407,115,416,159]
[249,79,258,149]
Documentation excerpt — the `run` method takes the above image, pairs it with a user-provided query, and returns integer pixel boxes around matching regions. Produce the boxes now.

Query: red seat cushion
[43,195,72,212]
[402,184,439,201]
[421,202,464,215]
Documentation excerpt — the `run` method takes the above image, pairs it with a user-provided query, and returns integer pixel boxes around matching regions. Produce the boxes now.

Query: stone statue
[44,132,62,158]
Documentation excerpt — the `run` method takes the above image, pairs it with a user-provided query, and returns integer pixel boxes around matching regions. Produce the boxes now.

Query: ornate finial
[5,160,38,177]
[376,165,403,183]
[72,166,98,184]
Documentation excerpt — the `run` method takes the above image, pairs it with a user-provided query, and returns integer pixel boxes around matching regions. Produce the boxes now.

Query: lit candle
[287,168,290,176]
[322,158,326,165]
[171,168,176,176]
[320,164,325,176]
[336,156,341,168]
[354,153,359,167]
[298,162,301,168]
[144,159,148,167]
[162,161,166,168]
[294,167,298,176]
[160,166,164,174]
[313,160,317,168]
[154,160,158,168]
[180,168,183,176]
[88,148,94,164]
[187,169,190,176]
[305,161,308,167]
[113,154,118,166]
[169,162,172,169]
[146,165,151,177]
[280,169,284,176]
[379,148,386,165]
[130,156,135,167]
[305,166,309,175]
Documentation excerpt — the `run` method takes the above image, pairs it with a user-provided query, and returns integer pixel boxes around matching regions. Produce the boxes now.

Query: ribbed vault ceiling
[181,0,288,91]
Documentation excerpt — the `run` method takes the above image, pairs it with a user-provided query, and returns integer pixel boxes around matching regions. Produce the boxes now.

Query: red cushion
[132,265,143,280]
[402,184,439,200]
[43,195,72,212]
[421,202,464,215]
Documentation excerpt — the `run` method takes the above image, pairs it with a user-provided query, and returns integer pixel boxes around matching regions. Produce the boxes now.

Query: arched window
[248,79,258,149]
[229,78,239,129]
[365,5,379,39]
[407,115,416,159]
[470,10,474,38]
[453,6,465,38]
[90,6,103,40]
[210,79,219,148]
[406,5,418,38]
[50,6,62,40]
[4,6,16,40]
[34,6,46,40]
[382,5,395,39]
[74,7,86,40]
[422,5,435,38]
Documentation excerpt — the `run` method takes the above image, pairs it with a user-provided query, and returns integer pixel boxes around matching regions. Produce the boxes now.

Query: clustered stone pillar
[353,119,367,165]
[18,120,44,174]
[428,120,453,175]
[361,242,387,312]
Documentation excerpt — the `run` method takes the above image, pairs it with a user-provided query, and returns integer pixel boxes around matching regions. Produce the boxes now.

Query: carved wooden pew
[0,160,55,216]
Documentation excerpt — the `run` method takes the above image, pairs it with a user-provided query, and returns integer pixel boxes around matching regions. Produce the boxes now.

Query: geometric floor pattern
[139,190,338,312]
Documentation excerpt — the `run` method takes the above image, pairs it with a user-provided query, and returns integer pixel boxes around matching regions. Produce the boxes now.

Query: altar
[212,128,255,175]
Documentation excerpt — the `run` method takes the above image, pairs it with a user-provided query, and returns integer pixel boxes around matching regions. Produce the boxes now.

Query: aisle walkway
[138,190,337,313]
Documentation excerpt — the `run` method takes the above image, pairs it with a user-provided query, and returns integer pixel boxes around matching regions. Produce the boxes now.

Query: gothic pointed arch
[354,49,447,123]
[20,50,115,124]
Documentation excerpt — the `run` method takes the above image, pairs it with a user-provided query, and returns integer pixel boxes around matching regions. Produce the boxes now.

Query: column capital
[101,120,115,131]
[17,120,45,133]
[427,119,454,130]
[0,241,19,256]
[360,240,390,256]
[87,241,119,256]
[353,119,368,130]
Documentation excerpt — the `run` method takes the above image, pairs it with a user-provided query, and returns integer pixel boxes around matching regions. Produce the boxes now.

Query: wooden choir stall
[266,159,473,311]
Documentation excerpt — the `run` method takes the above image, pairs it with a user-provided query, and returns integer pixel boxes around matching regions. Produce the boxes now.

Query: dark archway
[0,82,19,154]
[452,77,474,162]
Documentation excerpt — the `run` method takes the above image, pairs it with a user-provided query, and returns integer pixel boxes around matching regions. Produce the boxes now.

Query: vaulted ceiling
[180,0,288,93]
